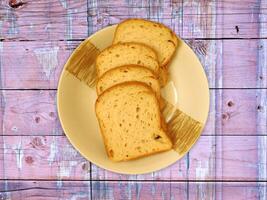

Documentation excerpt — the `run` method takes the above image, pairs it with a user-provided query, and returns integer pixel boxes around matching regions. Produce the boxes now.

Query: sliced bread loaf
[96,42,159,77]
[95,82,172,161]
[96,65,161,100]
[113,19,178,67]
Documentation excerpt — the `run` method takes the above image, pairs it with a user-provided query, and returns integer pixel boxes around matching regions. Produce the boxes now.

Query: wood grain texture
[0,180,91,200]
[0,136,91,180]
[0,0,88,41]
[0,0,266,41]
[0,0,266,198]
[0,39,264,89]
[1,89,265,136]
[92,181,267,200]
[0,134,264,181]
[0,181,264,200]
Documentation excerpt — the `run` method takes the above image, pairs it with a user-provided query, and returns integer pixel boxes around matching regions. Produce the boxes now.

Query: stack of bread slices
[95,19,179,161]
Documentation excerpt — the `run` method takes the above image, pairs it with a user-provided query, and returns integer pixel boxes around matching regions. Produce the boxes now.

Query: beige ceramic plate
[57,25,209,174]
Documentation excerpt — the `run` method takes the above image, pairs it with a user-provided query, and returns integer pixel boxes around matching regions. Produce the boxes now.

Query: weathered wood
[0,39,263,89]
[93,181,267,200]
[0,136,91,180]
[0,134,265,181]
[0,41,80,90]
[0,181,265,200]
[0,0,88,40]
[0,0,267,41]
[1,89,265,136]
[0,180,91,200]
[93,135,267,181]
[2,90,63,136]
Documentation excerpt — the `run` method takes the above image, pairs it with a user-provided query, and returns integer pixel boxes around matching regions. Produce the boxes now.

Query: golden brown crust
[113,18,179,67]
[96,64,159,96]
[95,42,160,77]
[95,81,172,161]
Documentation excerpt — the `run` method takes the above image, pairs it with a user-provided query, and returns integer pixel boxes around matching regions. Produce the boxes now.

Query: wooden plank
[1,136,91,180]
[0,181,265,200]
[2,89,265,136]
[93,181,267,200]
[257,4,267,199]
[0,0,88,40]
[87,0,267,39]
[1,89,265,136]
[0,41,80,90]
[0,39,263,89]
[92,181,187,200]
[182,0,266,39]
[1,0,265,40]
[92,136,265,181]
[2,91,63,136]
[0,181,264,200]
[0,180,91,200]
[0,135,260,181]
[189,182,267,200]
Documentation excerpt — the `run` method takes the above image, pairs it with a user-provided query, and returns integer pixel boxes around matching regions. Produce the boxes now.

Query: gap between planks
[0,179,267,183]
[2,38,267,42]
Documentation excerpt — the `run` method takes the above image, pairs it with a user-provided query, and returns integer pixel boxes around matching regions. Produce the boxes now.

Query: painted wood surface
[1,0,267,41]
[0,0,267,199]
[0,89,265,136]
[0,39,264,89]
[0,135,266,181]
[0,181,265,200]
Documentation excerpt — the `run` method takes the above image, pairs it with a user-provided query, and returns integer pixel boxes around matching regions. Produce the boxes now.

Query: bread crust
[95,42,160,77]
[113,18,178,67]
[95,81,172,161]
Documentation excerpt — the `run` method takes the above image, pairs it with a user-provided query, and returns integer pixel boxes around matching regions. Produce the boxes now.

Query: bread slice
[113,19,178,67]
[96,42,159,77]
[96,65,161,99]
[95,82,172,161]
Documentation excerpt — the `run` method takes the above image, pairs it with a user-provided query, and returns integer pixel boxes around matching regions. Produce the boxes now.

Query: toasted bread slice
[96,42,159,77]
[96,65,161,99]
[113,19,178,67]
[95,82,172,161]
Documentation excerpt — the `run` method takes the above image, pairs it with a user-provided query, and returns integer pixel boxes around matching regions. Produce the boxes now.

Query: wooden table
[0,0,266,199]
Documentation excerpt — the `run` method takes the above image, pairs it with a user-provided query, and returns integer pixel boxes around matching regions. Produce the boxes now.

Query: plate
[57,25,209,174]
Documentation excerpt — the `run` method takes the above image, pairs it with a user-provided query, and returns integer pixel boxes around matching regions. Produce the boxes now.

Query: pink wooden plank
[0,180,91,200]
[1,89,265,136]
[183,0,266,38]
[215,0,260,38]
[0,181,265,200]
[1,136,90,180]
[1,0,265,40]
[0,135,265,181]
[220,40,259,88]
[0,39,262,89]
[1,41,80,89]
[2,91,63,135]
[87,0,267,39]
[216,136,259,181]
[0,0,88,40]
[1,89,264,136]
[92,136,266,181]
[87,0,183,35]
[189,182,266,200]
[92,181,187,200]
